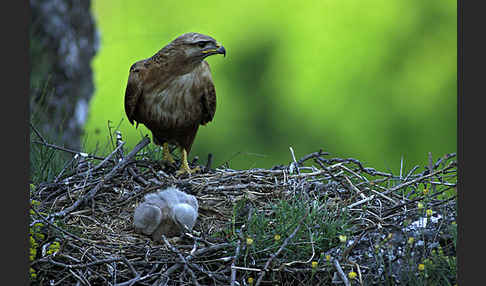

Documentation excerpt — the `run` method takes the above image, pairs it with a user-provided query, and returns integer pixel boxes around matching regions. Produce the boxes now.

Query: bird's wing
[200,61,217,125]
[133,202,162,235]
[124,61,146,126]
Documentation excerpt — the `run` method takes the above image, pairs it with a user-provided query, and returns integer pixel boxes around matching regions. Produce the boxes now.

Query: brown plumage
[124,32,226,174]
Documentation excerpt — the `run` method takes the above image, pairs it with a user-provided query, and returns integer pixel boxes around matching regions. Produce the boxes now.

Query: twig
[161,236,231,285]
[47,136,150,219]
[205,153,213,172]
[91,141,125,172]
[162,235,188,265]
[403,165,420,181]
[120,256,140,282]
[283,225,315,267]
[345,195,375,210]
[255,207,310,286]
[184,264,201,286]
[54,154,79,183]
[68,269,90,285]
[333,258,351,286]
[116,130,125,160]
[30,122,47,144]
[157,264,182,286]
[297,149,328,165]
[206,183,277,191]
[382,162,456,195]
[343,175,367,199]
[47,256,123,269]
[30,207,87,243]
[289,146,300,174]
[128,166,149,186]
[32,140,108,161]
[230,239,242,286]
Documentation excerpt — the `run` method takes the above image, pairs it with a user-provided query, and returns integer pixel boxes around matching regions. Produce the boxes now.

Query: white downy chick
[133,193,169,235]
[156,186,199,232]
[133,186,198,241]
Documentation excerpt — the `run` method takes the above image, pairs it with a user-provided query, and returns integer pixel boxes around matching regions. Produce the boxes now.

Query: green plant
[231,194,352,265]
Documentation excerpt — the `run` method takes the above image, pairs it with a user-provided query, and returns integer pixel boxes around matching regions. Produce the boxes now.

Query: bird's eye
[197,41,207,48]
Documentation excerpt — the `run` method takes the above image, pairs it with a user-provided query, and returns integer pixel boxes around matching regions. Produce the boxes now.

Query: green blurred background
[84,0,456,173]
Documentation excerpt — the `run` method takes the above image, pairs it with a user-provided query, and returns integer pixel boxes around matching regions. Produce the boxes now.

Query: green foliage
[403,244,457,286]
[229,194,352,264]
[372,222,457,285]
[29,205,44,281]
[29,80,70,184]
[30,138,67,184]
[29,185,67,282]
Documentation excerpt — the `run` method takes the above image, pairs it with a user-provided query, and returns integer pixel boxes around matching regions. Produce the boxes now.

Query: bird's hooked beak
[202,43,226,58]
[216,44,226,57]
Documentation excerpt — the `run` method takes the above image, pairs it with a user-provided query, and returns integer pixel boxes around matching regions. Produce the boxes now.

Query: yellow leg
[176,148,200,176]
[162,143,175,164]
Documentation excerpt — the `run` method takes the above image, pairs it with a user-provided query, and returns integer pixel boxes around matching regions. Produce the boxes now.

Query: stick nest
[30,136,457,285]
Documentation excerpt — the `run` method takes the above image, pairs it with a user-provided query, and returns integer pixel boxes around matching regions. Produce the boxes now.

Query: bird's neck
[152,47,202,77]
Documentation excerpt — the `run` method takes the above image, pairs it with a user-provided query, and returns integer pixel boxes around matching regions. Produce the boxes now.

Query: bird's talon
[162,143,176,164]
[165,156,176,164]
[175,166,200,176]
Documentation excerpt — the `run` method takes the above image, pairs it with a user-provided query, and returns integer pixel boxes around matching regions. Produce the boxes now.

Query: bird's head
[165,32,226,71]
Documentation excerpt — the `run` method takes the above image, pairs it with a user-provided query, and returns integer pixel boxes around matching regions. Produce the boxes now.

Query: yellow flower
[451,221,456,225]
[417,202,424,209]
[325,254,331,262]
[418,264,425,271]
[274,234,281,241]
[246,237,253,245]
[248,277,254,284]
[426,209,433,217]
[311,261,318,268]
[348,271,357,279]
[407,237,414,245]
[338,235,347,243]
[423,188,429,195]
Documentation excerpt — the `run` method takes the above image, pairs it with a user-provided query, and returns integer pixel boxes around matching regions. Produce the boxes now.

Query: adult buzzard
[124,33,226,175]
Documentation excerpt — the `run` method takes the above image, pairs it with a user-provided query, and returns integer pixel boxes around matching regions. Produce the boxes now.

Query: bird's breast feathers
[140,63,214,128]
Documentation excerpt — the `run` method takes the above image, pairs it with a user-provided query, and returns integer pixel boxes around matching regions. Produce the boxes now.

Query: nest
[30,135,457,285]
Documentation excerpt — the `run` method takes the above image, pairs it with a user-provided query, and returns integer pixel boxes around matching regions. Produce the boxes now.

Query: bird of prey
[124,32,226,175]
[133,186,199,240]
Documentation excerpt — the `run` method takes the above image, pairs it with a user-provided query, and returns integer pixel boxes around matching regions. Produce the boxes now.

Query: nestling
[133,186,199,241]
[124,32,226,175]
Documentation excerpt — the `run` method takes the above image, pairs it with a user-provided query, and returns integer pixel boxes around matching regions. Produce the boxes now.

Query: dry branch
[29,137,457,285]
[47,136,150,219]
